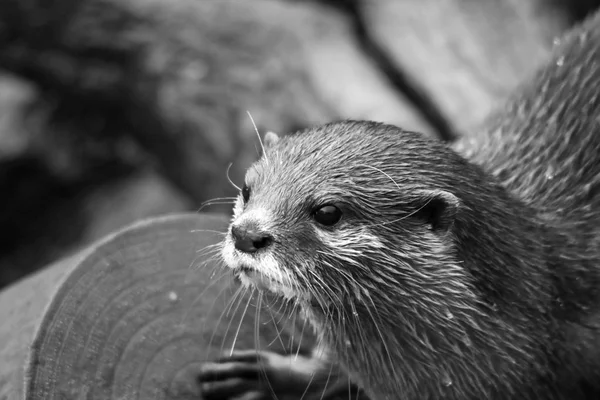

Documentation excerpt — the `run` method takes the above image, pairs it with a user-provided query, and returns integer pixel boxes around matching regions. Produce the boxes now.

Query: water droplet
[545,165,555,180]
[556,57,565,67]
[345,339,352,347]
[442,372,453,387]
[168,291,179,302]
[463,335,472,347]
[445,310,454,319]
[352,311,359,317]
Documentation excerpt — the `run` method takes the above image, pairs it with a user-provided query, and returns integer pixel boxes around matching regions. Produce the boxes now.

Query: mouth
[233,264,306,303]
[237,264,253,274]
[223,241,307,302]
[233,265,273,292]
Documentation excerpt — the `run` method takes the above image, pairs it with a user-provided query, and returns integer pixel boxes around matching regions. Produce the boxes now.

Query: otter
[199,10,600,400]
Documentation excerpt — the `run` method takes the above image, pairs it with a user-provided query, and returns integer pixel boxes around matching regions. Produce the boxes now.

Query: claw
[200,378,258,399]
[199,361,262,381]
[198,349,334,400]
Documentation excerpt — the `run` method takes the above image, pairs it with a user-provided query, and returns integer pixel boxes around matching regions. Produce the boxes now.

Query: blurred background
[1,0,599,290]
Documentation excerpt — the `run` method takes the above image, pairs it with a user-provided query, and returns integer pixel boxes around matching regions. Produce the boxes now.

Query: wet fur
[217,10,600,400]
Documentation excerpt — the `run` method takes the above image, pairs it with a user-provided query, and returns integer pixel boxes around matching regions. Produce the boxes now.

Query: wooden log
[0,213,312,399]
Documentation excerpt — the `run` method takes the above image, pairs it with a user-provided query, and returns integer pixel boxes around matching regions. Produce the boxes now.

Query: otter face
[221,121,475,322]
[221,127,390,306]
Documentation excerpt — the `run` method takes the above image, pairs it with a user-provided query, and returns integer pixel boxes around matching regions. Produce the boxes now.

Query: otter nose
[231,224,273,253]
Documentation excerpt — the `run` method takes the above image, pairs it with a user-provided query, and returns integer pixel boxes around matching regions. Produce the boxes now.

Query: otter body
[200,10,600,400]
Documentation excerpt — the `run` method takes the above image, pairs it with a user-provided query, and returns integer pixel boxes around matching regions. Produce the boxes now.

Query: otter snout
[231,223,273,254]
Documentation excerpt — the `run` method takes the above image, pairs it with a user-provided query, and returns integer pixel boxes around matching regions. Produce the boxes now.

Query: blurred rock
[81,170,192,243]
[272,0,430,131]
[0,73,37,160]
[0,0,429,206]
[362,0,568,132]
[0,168,190,289]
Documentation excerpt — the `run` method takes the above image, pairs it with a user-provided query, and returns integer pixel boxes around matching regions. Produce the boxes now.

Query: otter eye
[313,205,342,226]
[241,184,251,203]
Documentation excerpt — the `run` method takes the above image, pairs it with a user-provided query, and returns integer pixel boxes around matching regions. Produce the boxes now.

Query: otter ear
[263,131,280,149]
[412,190,460,232]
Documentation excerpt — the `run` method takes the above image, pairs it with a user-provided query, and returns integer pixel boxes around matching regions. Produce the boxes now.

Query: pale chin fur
[221,232,299,301]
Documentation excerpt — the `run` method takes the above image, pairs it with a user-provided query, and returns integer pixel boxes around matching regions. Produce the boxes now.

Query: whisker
[180,269,228,325]
[226,162,242,191]
[254,293,282,400]
[247,110,268,163]
[265,303,287,350]
[218,285,248,354]
[294,304,310,360]
[299,365,318,400]
[288,302,301,357]
[205,284,244,360]
[198,196,237,209]
[358,163,436,228]
[197,200,237,213]
[189,245,223,271]
[230,287,255,355]
[190,229,228,235]
[320,353,337,400]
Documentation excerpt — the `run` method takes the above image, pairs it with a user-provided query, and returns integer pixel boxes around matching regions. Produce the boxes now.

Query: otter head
[222,120,486,332]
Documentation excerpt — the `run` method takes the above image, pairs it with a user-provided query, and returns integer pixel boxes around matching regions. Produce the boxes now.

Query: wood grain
[0,213,311,399]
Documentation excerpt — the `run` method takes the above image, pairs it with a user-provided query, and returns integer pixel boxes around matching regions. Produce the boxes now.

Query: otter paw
[199,349,317,400]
